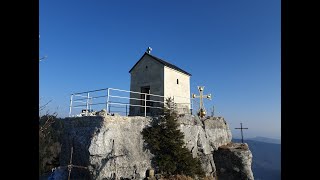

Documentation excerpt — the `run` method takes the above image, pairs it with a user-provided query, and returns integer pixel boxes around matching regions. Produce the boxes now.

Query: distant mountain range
[233,137,281,180]
[247,136,281,144]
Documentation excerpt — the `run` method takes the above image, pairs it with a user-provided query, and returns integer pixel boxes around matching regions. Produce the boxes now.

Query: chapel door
[140,86,150,114]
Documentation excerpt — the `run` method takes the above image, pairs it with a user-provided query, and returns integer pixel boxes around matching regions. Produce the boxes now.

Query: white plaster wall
[164,66,191,110]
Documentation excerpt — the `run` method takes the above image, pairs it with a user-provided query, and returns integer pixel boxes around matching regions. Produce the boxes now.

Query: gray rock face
[58,114,251,180]
[214,143,254,180]
[177,115,232,176]
[60,115,153,180]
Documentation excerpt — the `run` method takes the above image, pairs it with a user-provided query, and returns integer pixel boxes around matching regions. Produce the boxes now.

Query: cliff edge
[53,114,254,180]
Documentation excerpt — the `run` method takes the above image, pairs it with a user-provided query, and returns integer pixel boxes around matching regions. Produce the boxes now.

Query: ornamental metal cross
[192,86,212,118]
[235,123,248,143]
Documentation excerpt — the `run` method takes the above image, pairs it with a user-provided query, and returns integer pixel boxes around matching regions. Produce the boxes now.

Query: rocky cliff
[177,115,232,176]
[54,114,254,180]
[214,143,254,180]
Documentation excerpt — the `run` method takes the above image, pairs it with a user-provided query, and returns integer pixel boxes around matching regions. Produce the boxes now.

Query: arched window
[177,79,179,84]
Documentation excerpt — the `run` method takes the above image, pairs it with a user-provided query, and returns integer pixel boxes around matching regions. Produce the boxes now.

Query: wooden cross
[235,123,248,143]
[192,86,212,118]
[65,146,88,180]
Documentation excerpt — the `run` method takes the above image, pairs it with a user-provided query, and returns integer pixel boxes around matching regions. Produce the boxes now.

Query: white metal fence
[69,87,194,117]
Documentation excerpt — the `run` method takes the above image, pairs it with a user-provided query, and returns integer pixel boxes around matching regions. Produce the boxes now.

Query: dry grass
[219,143,233,149]
[236,143,249,150]
[219,142,249,151]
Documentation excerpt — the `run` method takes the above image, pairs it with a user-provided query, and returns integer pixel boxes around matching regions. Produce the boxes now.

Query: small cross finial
[146,47,152,54]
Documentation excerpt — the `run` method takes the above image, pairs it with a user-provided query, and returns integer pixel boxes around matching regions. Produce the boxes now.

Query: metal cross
[210,105,215,117]
[235,123,248,143]
[192,86,212,118]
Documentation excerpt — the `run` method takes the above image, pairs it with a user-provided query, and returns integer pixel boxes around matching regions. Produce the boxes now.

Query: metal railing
[69,87,194,117]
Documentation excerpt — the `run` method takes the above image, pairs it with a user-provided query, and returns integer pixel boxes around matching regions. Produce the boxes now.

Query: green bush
[142,98,205,177]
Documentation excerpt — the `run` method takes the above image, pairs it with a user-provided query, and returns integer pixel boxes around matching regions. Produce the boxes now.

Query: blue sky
[40,0,280,139]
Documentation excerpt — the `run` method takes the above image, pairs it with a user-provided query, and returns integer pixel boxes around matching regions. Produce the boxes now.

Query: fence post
[212,105,214,117]
[191,98,193,115]
[86,93,90,116]
[126,104,128,116]
[106,88,110,114]
[69,94,73,117]
[144,93,147,117]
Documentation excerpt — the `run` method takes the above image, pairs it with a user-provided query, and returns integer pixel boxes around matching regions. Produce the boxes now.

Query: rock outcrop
[55,114,253,180]
[214,143,254,180]
[60,115,154,180]
[177,115,232,176]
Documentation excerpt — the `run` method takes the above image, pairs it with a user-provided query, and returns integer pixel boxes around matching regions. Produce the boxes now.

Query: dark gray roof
[129,52,192,76]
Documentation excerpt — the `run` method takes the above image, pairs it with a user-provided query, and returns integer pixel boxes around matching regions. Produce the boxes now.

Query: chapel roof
[129,52,192,76]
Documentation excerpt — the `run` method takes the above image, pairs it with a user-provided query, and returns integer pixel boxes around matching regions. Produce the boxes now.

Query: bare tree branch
[39,56,47,62]
[40,100,52,111]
